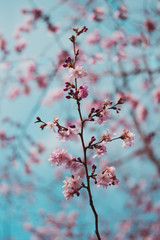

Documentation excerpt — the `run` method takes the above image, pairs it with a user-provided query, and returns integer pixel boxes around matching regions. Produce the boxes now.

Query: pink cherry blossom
[62,175,82,200]
[102,129,114,141]
[46,122,56,132]
[96,166,119,188]
[93,144,107,158]
[46,116,59,132]
[48,148,71,166]
[78,83,88,98]
[96,109,110,125]
[120,129,135,148]
[57,127,79,141]
[69,65,87,79]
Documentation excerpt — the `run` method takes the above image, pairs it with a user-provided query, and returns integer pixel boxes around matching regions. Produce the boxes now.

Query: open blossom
[57,126,79,141]
[62,175,82,200]
[69,65,87,79]
[46,116,59,132]
[120,129,135,148]
[65,160,84,175]
[97,166,119,188]
[48,148,72,166]
[102,129,114,142]
[46,122,56,132]
[78,83,88,98]
[93,144,107,158]
[96,109,110,125]
[48,148,83,175]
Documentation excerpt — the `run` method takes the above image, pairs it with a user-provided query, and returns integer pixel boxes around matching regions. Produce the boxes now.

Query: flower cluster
[48,148,84,177]
[35,116,79,141]
[48,148,71,166]
[96,167,119,188]
[62,175,82,200]
[120,129,135,148]
[69,65,88,79]
[35,26,135,240]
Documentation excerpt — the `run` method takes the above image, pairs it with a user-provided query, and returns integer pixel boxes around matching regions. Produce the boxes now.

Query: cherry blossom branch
[71,29,101,240]
[35,26,134,239]
[76,93,101,240]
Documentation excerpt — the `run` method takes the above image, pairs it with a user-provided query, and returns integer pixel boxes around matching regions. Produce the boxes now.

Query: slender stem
[72,34,101,239]
[76,88,101,239]
[87,137,121,149]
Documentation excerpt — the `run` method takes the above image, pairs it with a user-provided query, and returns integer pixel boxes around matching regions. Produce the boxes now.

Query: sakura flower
[120,129,135,148]
[97,166,119,188]
[48,148,72,166]
[57,126,79,141]
[96,109,110,125]
[78,83,88,98]
[46,116,59,132]
[46,122,56,132]
[93,144,107,158]
[66,160,84,177]
[96,172,111,188]
[69,65,87,79]
[102,129,113,142]
[62,175,82,200]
